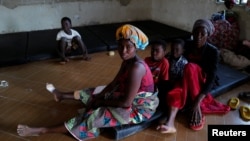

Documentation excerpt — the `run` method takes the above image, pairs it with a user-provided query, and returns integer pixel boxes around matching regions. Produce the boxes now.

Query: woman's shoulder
[136,59,147,66]
[204,43,219,57]
[127,59,146,69]
[206,42,219,51]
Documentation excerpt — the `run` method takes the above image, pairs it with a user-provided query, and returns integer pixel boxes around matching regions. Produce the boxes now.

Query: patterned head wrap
[116,24,149,50]
[192,19,215,36]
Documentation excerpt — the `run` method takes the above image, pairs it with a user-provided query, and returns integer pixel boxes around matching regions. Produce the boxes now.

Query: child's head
[149,39,167,61]
[224,0,235,9]
[171,39,185,59]
[61,17,72,34]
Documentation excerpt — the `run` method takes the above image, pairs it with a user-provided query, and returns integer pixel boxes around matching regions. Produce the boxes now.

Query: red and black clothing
[166,41,230,114]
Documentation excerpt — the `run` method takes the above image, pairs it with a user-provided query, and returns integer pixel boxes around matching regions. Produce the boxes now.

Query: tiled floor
[0,49,250,141]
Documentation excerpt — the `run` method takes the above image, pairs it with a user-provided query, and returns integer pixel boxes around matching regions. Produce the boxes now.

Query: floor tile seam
[0,75,25,82]
[0,129,30,141]
[3,61,119,78]
[143,131,169,138]
[0,96,65,113]
[23,65,118,77]
[0,93,84,114]
[23,67,43,80]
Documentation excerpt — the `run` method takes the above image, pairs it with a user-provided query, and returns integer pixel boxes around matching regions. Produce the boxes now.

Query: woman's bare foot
[156,124,176,134]
[46,83,62,102]
[17,124,46,137]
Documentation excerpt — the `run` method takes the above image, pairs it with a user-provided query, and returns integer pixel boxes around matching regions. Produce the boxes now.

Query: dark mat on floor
[86,23,124,51]
[74,26,108,54]
[86,20,191,51]
[27,29,59,61]
[0,32,28,67]
[210,63,250,97]
[127,20,166,41]
[107,110,163,140]
[128,20,191,41]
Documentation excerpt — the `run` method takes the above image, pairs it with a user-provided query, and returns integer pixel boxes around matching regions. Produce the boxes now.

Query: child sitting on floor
[166,38,188,83]
[144,39,170,110]
[56,17,91,64]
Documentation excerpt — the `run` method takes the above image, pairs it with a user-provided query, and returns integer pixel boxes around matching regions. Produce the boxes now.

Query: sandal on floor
[190,116,205,131]
[238,92,250,103]
[228,97,240,110]
[156,125,176,134]
[239,106,250,121]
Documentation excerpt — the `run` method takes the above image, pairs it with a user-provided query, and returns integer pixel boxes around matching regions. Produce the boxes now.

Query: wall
[1,0,249,39]
[152,0,250,39]
[0,0,152,33]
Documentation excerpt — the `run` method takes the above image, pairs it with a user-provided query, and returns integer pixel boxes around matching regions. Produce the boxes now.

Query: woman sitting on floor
[183,19,230,130]
[17,24,159,140]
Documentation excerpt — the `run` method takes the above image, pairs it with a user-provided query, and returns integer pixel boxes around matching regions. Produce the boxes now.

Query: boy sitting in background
[56,17,91,64]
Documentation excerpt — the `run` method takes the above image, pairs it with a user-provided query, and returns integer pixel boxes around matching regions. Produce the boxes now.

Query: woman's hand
[190,102,202,126]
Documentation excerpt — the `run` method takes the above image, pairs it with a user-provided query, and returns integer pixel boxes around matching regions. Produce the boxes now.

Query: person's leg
[157,106,178,133]
[182,63,204,130]
[17,124,68,136]
[57,37,70,64]
[73,36,91,61]
[46,83,77,102]
[166,106,178,129]
[156,83,182,134]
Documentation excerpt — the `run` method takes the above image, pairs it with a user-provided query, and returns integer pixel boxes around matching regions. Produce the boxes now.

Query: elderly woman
[156,19,230,133]
[17,24,159,140]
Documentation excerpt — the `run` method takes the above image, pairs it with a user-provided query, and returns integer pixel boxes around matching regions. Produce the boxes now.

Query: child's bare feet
[60,58,69,65]
[17,124,46,136]
[46,83,62,102]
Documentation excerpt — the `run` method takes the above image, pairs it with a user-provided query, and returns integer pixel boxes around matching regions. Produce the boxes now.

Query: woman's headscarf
[116,24,149,50]
[192,19,215,36]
